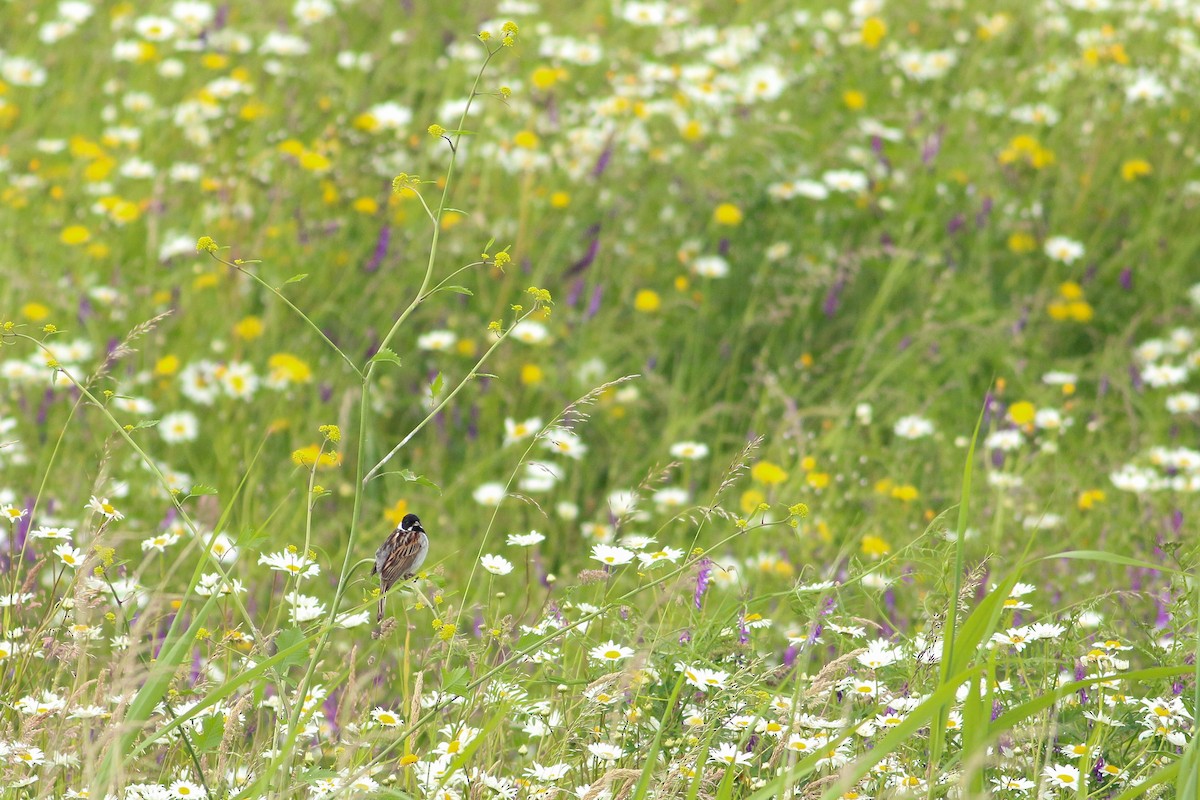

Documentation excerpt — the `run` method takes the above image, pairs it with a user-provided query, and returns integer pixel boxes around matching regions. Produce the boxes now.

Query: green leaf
[284,273,308,284]
[131,418,160,430]
[632,673,687,800]
[236,526,271,550]
[430,371,444,398]
[1042,550,1184,576]
[989,666,1191,736]
[441,666,470,697]
[188,484,218,496]
[191,714,225,752]
[370,348,402,367]
[816,665,986,800]
[714,765,736,800]
[95,591,225,788]
[96,431,273,791]
[129,625,325,758]
[298,768,340,784]
[274,628,309,671]
[397,469,441,492]
[435,285,473,296]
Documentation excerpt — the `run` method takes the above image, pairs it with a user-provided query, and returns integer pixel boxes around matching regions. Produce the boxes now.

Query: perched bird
[372,512,429,621]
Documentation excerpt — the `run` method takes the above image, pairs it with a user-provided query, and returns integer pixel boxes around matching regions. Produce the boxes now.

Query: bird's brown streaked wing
[379,528,424,588]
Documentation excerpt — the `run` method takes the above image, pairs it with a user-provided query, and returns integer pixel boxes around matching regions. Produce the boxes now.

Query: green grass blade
[632,673,687,800]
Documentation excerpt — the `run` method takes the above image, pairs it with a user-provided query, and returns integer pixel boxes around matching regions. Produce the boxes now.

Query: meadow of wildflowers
[1,0,1199,798]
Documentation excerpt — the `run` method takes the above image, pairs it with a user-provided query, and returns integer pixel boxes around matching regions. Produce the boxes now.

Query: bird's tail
[376,594,385,622]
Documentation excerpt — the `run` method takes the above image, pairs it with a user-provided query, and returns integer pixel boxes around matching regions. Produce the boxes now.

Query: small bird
[372,512,429,621]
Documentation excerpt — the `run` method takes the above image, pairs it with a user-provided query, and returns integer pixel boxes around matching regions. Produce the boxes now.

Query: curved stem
[422,260,487,299]
[211,253,363,379]
[363,307,536,484]
[372,48,497,363]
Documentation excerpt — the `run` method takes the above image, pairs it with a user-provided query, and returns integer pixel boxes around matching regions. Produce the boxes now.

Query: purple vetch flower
[991,448,1006,469]
[190,647,204,685]
[1074,661,1088,704]
[1173,657,1191,694]
[921,127,945,166]
[473,610,485,638]
[679,630,692,645]
[566,278,585,308]
[976,196,993,228]
[319,382,333,403]
[1129,365,1143,392]
[783,644,798,667]
[980,392,996,429]
[1155,594,1171,628]
[1120,267,1134,291]
[823,275,846,318]
[152,617,172,659]
[14,495,35,552]
[738,611,750,645]
[991,699,1003,721]
[592,140,614,178]
[718,238,730,256]
[694,558,712,610]
[467,403,479,441]
[586,284,603,318]
[77,294,94,324]
[363,335,380,362]
[947,213,965,236]
[36,387,55,428]
[1171,509,1184,534]
[871,136,891,172]
[1011,306,1030,335]
[363,224,390,273]
[323,689,341,736]
[897,335,912,352]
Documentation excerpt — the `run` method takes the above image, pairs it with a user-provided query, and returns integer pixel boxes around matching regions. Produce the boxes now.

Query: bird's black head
[401,513,424,532]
